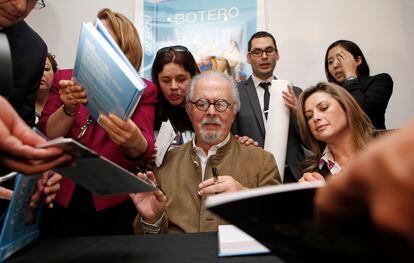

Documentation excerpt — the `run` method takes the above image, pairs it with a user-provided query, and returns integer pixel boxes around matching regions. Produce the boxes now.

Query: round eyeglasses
[249,47,276,57]
[190,98,232,112]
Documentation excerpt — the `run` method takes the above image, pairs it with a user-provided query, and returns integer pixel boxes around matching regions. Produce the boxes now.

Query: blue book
[0,173,43,262]
[73,19,146,120]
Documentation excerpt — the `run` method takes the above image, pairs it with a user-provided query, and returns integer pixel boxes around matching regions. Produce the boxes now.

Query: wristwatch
[345,76,358,85]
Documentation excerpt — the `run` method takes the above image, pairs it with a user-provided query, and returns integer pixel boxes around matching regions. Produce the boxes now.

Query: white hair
[185,71,240,113]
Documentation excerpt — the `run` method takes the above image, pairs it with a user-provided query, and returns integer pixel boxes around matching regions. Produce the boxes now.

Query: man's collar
[192,133,231,152]
[251,74,276,88]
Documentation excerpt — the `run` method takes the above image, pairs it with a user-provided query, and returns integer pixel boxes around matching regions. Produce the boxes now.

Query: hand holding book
[58,79,87,117]
[130,171,166,224]
[98,113,148,159]
[72,19,146,121]
[0,97,69,175]
[29,171,62,209]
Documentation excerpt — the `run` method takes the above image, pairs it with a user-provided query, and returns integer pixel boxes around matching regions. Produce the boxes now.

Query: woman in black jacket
[324,40,393,129]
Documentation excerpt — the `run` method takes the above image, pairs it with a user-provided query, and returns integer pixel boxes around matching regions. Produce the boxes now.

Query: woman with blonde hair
[97,8,142,70]
[39,8,157,237]
[296,82,374,181]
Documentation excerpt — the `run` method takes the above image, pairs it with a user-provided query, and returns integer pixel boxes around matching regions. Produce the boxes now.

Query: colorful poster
[139,0,257,81]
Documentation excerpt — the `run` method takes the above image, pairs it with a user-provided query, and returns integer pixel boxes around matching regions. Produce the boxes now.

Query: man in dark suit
[0,0,47,213]
[232,31,305,183]
[0,0,47,127]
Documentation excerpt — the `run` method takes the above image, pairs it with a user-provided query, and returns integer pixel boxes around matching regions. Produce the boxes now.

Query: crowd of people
[0,0,413,259]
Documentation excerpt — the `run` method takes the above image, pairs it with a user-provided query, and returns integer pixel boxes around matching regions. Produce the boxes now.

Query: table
[7,232,286,263]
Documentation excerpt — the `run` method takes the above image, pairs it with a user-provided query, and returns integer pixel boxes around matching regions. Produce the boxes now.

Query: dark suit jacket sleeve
[4,21,47,127]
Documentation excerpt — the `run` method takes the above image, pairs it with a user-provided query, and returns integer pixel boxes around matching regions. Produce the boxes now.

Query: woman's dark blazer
[344,73,393,129]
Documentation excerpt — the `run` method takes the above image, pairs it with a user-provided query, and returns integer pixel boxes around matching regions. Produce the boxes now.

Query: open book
[73,19,146,120]
[38,137,155,196]
[206,182,380,261]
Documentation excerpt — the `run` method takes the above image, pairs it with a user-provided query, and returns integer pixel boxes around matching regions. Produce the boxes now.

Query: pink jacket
[38,69,157,211]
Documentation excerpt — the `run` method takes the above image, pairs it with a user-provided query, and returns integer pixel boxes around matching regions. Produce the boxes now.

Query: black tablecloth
[6,232,286,263]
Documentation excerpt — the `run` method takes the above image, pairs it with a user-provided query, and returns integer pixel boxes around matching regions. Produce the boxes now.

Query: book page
[205,181,325,208]
[218,225,270,257]
[155,120,177,167]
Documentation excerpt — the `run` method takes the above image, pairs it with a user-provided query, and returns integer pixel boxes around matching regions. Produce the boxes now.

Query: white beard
[199,117,222,144]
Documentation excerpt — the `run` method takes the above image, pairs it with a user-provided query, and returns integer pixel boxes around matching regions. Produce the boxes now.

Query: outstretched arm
[315,118,414,249]
[0,96,69,174]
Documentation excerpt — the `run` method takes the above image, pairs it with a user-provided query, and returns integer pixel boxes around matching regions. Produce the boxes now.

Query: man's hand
[0,186,13,200]
[234,135,259,146]
[282,84,298,116]
[315,119,414,249]
[30,171,62,209]
[130,171,166,224]
[198,175,247,196]
[0,96,70,174]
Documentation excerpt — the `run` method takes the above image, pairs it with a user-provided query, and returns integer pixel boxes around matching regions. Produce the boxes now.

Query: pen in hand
[197,167,220,196]
[212,167,219,184]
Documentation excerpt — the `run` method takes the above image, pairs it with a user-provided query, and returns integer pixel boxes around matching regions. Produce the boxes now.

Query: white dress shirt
[192,133,231,180]
[251,74,275,123]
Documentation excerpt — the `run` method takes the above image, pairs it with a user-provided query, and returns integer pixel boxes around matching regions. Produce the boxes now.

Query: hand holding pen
[197,167,247,196]
[212,167,219,185]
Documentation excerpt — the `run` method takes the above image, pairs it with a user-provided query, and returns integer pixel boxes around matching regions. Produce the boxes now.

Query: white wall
[26,0,135,69]
[27,0,414,128]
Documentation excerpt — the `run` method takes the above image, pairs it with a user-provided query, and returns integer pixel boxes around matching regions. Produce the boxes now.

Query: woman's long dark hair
[324,40,370,84]
[152,46,200,130]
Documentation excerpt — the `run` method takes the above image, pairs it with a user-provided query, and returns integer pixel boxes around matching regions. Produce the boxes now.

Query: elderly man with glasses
[131,71,280,234]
